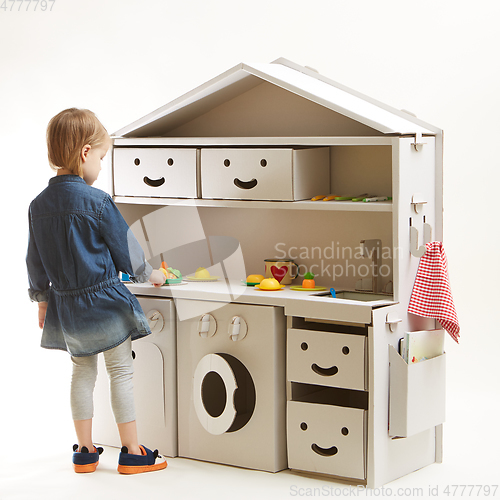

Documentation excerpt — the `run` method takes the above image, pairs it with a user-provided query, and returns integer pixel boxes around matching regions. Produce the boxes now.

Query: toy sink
[313,290,392,302]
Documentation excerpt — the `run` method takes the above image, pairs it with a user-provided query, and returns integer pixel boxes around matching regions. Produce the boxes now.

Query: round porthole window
[193,353,256,435]
[201,371,226,418]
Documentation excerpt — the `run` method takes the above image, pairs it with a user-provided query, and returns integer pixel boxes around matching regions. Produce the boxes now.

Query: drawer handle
[311,364,338,377]
[311,444,338,457]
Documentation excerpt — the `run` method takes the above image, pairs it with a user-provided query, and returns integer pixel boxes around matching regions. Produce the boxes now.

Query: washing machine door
[193,353,256,435]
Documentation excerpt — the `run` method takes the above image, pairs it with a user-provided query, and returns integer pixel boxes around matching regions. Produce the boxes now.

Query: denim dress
[26,175,153,357]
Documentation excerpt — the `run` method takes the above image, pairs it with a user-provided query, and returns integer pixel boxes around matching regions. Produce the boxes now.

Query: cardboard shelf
[113,196,393,212]
[112,136,395,147]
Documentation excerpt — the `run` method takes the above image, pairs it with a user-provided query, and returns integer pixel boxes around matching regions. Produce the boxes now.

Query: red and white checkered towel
[408,241,460,343]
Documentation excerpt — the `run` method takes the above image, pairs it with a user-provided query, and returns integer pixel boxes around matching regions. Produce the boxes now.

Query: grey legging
[70,337,136,424]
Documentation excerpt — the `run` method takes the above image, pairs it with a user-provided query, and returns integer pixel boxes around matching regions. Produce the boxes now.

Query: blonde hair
[46,108,110,176]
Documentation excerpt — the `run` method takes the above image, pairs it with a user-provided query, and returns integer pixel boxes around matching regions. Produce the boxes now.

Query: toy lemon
[195,267,211,279]
[258,278,282,290]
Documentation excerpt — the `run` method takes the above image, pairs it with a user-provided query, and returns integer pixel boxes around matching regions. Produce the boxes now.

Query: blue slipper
[117,445,167,474]
[72,444,104,473]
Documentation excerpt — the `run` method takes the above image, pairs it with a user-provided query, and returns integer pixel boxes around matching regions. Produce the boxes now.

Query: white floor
[1,390,498,500]
[0,443,487,500]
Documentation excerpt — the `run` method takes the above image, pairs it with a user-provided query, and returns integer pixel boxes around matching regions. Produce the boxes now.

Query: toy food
[246,274,264,284]
[195,267,211,279]
[160,262,182,281]
[259,278,282,290]
[167,267,182,279]
[302,272,315,289]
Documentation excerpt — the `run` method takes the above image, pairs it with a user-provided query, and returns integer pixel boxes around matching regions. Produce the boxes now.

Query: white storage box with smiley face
[113,147,198,198]
[201,147,330,201]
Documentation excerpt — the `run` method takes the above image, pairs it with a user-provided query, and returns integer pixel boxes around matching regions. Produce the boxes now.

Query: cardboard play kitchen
[93,58,449,488]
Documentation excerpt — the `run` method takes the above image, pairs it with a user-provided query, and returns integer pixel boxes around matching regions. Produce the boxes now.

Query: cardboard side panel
[367,306,439,488]
[388,345,409,437]
[93,342,172,455]
[292,147,330,200]
[93,297,178,457]
[132,343,170,450]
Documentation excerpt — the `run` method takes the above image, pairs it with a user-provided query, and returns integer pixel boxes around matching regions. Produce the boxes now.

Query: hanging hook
[411,132,426,152]
[410,217,432,257]
[410,226,426,257]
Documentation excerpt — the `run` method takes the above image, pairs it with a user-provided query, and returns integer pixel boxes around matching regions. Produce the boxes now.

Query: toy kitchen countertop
[125,280,397,324]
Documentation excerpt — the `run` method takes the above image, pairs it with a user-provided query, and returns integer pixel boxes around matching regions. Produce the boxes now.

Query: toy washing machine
[176,299,287,472]
[93,296,177,457]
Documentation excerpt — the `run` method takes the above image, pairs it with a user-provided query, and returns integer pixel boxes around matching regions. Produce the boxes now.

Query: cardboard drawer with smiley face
[113,148,198,198]
[287,400,366,480]
[200,148,330,201]
[287,328,366,391]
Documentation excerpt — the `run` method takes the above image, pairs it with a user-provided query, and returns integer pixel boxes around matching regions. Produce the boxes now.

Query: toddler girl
[26,108,167,474]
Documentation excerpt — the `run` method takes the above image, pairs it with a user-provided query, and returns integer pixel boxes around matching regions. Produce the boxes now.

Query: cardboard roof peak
[114,58,439,138]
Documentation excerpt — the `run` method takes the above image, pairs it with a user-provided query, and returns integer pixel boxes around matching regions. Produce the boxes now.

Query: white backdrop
[1,0,498,493]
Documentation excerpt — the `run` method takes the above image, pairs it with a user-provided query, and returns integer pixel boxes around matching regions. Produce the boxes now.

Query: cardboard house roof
[114,58,439,138]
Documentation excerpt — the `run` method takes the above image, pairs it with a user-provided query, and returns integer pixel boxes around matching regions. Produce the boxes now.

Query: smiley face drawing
[221,157,261,191]
[233,176,258,190]
[113,148,198,198]
[287,402,366,479]
[201,148,296,201]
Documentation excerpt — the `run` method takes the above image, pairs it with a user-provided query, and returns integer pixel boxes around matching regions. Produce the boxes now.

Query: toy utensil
[363,196,392,202]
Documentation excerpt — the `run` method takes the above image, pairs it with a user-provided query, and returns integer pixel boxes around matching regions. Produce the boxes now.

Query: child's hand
[149,269,166,288]
[38,302,48,329]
